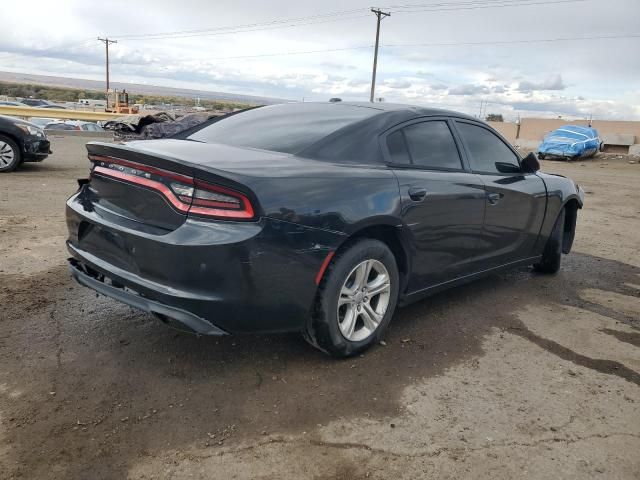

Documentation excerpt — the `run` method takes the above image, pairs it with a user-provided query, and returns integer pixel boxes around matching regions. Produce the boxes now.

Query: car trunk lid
[84,141,261,233]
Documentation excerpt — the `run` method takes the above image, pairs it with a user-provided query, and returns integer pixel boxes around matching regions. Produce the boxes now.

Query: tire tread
[304,238,398,357]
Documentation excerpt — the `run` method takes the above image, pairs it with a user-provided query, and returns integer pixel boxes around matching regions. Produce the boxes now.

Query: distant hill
[0,71,288,105]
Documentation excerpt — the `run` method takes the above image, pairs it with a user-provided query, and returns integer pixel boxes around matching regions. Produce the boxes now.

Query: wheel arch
[0,130,23,152]
[334,223,412,296]
[561,198,579,254]
[0,131,23,170]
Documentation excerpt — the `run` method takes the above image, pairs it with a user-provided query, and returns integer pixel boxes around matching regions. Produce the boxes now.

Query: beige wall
[518,118,640,143]
[488,121,519,144]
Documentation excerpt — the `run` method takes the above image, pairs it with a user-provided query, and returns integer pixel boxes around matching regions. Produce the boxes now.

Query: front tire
[304,239,399,357]
[534,208,565,274]
[0,135,21,172]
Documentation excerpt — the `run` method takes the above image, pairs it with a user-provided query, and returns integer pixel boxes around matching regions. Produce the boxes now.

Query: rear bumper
[69,258,227,335]
[66,189,344,334]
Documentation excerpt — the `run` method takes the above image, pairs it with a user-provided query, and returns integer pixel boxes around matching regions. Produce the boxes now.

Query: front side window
[456,122,520,174]
[386,120,462,170]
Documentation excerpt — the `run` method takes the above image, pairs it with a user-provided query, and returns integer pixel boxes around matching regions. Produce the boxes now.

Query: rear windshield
[188,103,378,154]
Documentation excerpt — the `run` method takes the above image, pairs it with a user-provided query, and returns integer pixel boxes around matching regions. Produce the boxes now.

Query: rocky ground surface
[0,136,638,479]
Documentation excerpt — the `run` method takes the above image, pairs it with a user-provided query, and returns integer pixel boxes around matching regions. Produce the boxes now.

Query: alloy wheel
[0,141,15,168]
[337,259,391,342]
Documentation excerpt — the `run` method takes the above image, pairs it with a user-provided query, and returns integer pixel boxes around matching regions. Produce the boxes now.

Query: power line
[204,45,375,60]
[390,0,586,13]
[0,0,600,63]
[0,38,97,63]
[4,32,635,65]
[384,0,582,9]
[111,0,587,41]
[119,14,371,41]
[115,8,371,40]
[172,33,639,61]
[383,32,640,48]
[387,0,536,6]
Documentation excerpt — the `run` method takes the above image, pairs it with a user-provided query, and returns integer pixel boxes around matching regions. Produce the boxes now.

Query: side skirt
[398,256,542,307]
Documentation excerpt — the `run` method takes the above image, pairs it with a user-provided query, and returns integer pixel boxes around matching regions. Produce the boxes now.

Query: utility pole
[98,37,117,95]
[369,8,390,103]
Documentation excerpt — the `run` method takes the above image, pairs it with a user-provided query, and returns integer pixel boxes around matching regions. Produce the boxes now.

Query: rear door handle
[487,192,504,205]
[408,187,428,201]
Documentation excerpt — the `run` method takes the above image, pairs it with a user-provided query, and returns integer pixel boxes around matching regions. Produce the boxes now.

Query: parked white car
[43,120,104,132]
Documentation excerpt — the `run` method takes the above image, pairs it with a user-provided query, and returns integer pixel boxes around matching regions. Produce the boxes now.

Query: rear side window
[456,122,520,174]
[188,103,377,154]
[386,120,462,170]
[386,130,411,164]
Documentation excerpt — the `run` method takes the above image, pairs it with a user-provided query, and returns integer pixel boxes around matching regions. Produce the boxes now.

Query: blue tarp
[538,125,601,159]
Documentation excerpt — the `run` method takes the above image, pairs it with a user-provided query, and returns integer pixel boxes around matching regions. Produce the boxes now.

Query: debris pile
[102,112,218,141]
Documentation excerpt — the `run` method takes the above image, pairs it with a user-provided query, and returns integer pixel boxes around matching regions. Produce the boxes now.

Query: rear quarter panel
[252,164,402,234]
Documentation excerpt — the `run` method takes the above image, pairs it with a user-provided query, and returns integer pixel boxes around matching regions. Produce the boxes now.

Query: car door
[453,120,547,268]
[382,118,487,292]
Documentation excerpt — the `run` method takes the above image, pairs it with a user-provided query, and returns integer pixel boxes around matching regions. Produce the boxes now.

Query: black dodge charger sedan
[66,102,584,357]
[0,115,51,172]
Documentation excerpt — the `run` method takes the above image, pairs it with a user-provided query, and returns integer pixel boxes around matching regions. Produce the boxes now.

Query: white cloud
[381,79,412,89]
[517,74,566,92]
[448,84,491,96]
[0,0,638,119]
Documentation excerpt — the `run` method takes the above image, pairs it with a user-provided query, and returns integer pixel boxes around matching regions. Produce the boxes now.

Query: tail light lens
[89,155,255,220]
[169,180,254,219]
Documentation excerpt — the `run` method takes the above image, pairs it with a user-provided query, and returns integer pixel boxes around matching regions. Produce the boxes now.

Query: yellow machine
[106,89,139,115]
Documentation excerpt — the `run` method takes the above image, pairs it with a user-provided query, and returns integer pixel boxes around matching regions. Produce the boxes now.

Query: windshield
[188,103,378,154]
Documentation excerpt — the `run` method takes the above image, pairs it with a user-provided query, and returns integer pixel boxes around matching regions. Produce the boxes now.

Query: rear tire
[537,153,546,160]
[304,239,399,358]
[534,208,565,274]
[0,135,21,172]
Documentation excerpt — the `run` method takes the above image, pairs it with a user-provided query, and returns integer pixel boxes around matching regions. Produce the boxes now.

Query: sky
[0,0,638,120]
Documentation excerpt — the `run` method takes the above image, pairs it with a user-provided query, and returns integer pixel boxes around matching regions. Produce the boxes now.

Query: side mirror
[521,152,540,173]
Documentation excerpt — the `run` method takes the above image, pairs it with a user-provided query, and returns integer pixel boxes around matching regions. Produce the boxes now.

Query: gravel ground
[0,135,638,479]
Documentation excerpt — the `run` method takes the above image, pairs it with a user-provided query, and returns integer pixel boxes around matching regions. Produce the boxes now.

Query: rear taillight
[168,180,254,219]
[89,154,255,220]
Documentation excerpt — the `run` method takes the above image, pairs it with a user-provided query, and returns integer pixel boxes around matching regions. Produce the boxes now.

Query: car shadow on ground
[1,252,638,478]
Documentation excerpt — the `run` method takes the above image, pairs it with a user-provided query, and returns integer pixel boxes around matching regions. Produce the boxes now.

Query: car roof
[293,102,482,164]
[320,101,477,120]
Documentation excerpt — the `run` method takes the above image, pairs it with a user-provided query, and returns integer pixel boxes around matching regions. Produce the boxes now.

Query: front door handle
[408,187,428,201]
[487,192,504,205]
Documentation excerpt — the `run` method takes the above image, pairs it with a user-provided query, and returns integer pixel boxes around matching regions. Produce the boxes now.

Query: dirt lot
[0,135,638,479]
